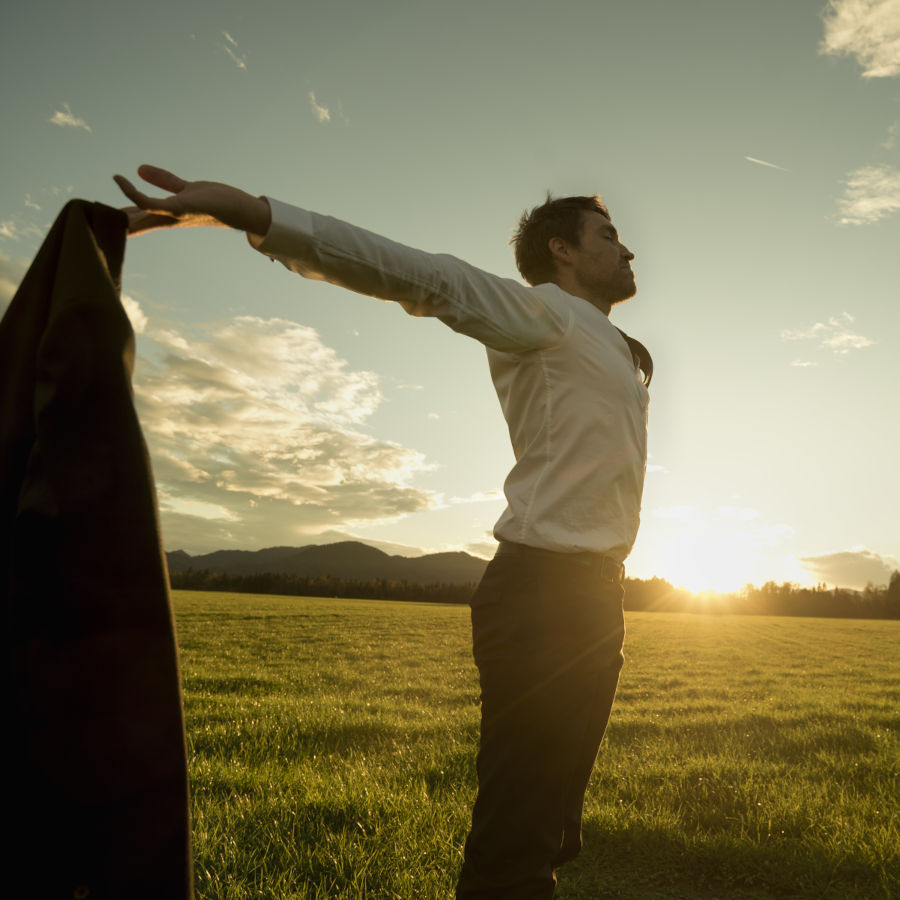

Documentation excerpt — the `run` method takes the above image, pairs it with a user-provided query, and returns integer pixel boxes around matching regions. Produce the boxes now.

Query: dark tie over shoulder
[615,326,653,387]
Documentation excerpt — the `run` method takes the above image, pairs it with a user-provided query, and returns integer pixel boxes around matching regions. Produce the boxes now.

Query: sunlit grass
[173,592,899,899]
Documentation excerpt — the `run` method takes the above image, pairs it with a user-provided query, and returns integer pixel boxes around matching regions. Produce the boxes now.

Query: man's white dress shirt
[251,198,649,563]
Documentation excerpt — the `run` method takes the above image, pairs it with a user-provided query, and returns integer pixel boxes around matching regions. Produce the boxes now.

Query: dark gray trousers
[456,546,626,899]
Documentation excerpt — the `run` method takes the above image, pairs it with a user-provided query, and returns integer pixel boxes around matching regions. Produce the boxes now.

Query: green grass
[173,591,900,899]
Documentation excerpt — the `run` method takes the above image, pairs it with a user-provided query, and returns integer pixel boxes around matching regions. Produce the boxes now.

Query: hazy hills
[165,541,489,585]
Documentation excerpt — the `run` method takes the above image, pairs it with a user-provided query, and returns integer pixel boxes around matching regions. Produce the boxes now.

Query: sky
[1,0,899,592]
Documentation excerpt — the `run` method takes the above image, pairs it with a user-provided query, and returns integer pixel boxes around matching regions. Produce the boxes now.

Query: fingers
[137,164,188,194]
[113,171,180,216]
[113,165,188,210]
[113,174,151,205]
[113,174,144,205]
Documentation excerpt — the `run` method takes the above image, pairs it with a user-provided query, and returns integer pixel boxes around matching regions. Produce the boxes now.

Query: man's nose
[621,244,634,260]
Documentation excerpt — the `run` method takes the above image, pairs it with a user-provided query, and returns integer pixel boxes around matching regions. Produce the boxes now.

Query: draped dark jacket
[0,200,193,900]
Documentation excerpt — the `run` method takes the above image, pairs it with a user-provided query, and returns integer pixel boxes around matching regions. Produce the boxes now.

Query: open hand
[113,165,271,237]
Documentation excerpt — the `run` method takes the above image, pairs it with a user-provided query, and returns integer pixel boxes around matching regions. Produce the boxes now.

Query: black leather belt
[495,541,625,585]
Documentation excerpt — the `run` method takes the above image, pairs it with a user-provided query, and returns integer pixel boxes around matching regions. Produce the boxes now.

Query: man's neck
[552,276,612,316]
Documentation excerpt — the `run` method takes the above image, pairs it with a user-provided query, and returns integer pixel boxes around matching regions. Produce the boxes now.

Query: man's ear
[548,236,572,266]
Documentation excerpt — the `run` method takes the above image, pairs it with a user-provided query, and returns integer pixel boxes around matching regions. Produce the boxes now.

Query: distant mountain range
[165,541,489,585]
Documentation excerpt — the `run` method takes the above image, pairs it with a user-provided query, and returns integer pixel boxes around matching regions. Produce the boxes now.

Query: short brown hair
[512,194,610,286]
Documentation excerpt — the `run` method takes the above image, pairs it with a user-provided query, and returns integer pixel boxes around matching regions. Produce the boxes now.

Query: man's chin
[611,284,637,306]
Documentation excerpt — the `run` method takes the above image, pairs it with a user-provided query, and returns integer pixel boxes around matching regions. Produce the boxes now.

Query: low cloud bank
[126,303,439,553]
[798,548,899,589]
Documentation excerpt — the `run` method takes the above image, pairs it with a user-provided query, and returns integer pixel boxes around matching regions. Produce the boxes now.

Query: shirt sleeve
[248,197,572,353]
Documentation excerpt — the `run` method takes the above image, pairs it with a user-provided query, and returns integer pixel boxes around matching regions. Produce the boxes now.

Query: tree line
[169,567,900,620]
[622,572,900,619]
[170,568,474,605]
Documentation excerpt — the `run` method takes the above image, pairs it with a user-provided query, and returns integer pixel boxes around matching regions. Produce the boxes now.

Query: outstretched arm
[113,165,271,238]
[115,165,570,353]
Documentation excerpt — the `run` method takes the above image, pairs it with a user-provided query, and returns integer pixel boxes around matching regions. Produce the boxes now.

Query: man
[115,165,651,899]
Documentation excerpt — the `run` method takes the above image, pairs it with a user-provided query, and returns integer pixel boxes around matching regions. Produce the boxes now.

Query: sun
[672,559,749,595]
[655,533,756,594]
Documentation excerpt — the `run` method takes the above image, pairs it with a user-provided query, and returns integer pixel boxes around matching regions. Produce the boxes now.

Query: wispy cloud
[780,311,875,355]
[652,505,790,540]
[222,31,247,70]
[121,294,148,334]
[836,164,900,224]
[0,187,71,249]
[652,505,702,523]
[449,490,504,505]
[0,217,43,243]
[882,121,900,149]
[744,156,788,171]
[0,250,29,313]
[127,304,439,552]
[798,547,899,589]
[718,506,760,523]
[466,539,498,560]
[308,90,331,123]
[820,0,900,78]
[48,103,92,132]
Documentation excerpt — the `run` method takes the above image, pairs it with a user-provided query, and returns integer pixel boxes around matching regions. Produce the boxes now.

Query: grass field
[172,591,900,899]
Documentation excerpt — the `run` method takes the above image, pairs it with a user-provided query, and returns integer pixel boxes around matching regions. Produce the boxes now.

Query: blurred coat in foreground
[0,200,193,900]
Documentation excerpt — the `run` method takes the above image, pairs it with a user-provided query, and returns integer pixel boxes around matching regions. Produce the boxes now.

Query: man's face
[567,211,636,308]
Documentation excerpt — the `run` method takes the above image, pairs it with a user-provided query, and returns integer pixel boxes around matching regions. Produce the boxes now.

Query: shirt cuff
[246,197,314,257]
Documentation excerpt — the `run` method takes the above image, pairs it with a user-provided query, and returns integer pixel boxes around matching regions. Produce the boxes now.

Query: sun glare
[672,563,747,595]
[655,534,755,595]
